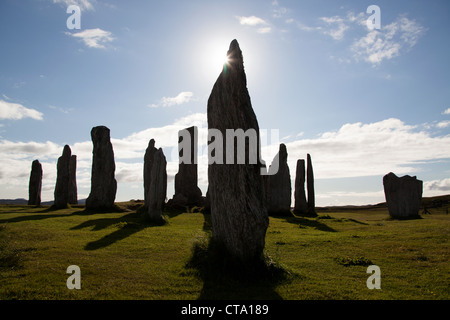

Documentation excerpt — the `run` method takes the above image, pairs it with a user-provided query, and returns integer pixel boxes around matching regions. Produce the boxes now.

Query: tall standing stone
[28,160,43,206]
[143,139,157,206]
[147,148,167,223]
[266,144,292,216]
[207,39,268,262]
[383,172,422,219]
[306,153,317,217]
[294,159,308,216]
[86,126,117,210]
[68,155,78,205]
[54,145,72,208]
[172,126,202,207]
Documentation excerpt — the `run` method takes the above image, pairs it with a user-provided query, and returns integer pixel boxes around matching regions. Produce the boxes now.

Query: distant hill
[0,199,86,205]
[317,194,450,212]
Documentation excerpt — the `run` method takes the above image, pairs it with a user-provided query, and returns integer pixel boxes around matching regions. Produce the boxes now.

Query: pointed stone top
[62,145,71,157]
[226,39,244,69]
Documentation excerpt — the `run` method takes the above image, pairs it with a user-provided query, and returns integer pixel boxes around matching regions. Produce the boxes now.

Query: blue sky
[1,0,449,206]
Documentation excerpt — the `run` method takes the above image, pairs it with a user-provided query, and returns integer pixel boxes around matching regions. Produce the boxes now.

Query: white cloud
[237,16,268,26]
[436,120,450,128]
[442,108,450,115]
[149,91,194,108]
[284,118,450,180]
[257,27,272,34]
[53,0,94,11]
[351,16,425,65]
[67,28,114,49]
[236,16,272,34]
[0,99,43,121]
[319,16,349,40]
[424,178,450,194]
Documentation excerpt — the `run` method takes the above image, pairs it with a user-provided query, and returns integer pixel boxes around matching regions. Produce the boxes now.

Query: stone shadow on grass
[70,211,165,251]
[281,215,337,232]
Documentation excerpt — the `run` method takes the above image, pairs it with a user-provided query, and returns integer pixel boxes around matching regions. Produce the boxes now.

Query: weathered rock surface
[173,126,202,207]
[383,172,423,219]
[266,144,292,216]
[54,145,72,208]
[143,139,157,206]
[28,160,43,206]
[294,159,308,216]
[68,155,78,205]
[86,126,117,210]
[207,39,268,262]
[147,148,167,223]
[306,153,317,217]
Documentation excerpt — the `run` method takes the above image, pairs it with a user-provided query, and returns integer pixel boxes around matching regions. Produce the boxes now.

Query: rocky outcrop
[86,126,117,210]
[294,159,308,216]
[172,126,202,207]
[207,39,268,262]
[28,160,42,206]
[266,144,292,216]
[383,172,423,219]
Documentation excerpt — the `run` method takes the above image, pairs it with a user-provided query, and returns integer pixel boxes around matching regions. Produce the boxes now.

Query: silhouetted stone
[147,148,167,223]
[383,172,423,219]
[68,155,78,205]
[207,39,268,262]
[294,159,308,216]
[143,139,157,206]
[86,126,117,210]
[172,126,203,207]
[306,153,317,217]
[266,144,292,216]
[54,145,72,208]
[28,160,42,206]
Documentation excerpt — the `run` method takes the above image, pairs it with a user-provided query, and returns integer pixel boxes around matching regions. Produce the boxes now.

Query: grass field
[0,199,448,300]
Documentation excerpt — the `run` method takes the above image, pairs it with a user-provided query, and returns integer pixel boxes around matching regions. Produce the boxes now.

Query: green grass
[0,202,448,300]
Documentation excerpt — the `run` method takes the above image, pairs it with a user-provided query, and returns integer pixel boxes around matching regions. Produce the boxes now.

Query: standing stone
[54,145,72,208]
[172,126,203,207]
[294,159,308,216]
[207,39,268,262]
[143,139,157,206]
[68,155,78,205]
[86,126,117,210]
[28,160,43,206]
[383,172,423,219]
[147,148,167,223]
[266,144,292,216]
[306,153,317,217]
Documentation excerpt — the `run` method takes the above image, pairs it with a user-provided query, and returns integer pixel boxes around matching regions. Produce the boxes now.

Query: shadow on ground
[70,210,167,250]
